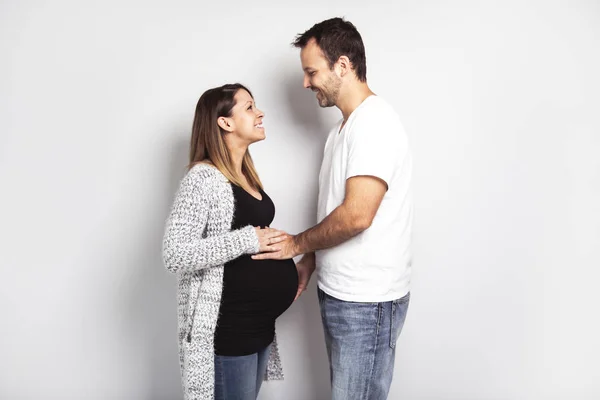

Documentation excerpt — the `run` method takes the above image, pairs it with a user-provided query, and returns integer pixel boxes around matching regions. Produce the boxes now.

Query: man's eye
[247,105,253,110]
[310,71,316,76]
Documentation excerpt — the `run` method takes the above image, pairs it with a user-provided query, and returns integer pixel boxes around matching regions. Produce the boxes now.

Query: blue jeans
[214,344,272,400]
[318,288,410,400]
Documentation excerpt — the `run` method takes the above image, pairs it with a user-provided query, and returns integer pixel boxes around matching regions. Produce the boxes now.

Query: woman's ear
[217,117,234,133]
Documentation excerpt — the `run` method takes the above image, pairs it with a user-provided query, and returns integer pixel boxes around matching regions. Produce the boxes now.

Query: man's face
[300,38,342,108]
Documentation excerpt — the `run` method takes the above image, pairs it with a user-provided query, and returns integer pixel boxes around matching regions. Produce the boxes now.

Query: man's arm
[252,175,387,260]
[294,252,315,300]
[295,175,387,253]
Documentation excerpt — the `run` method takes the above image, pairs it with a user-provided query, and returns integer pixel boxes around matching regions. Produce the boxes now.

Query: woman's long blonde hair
[189,83,263,190]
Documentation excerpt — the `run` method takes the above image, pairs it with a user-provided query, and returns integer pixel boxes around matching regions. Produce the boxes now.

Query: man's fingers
[269,235,287,244]
[252,250,282,260]
[294,283,309,301]
[267,231,287,239]
[261,245,281,253]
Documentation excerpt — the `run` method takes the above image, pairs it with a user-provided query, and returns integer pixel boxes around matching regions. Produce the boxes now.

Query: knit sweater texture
[162,163,284,400]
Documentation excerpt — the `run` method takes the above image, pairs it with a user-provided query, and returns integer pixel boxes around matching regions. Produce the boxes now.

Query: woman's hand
[254,227,289,253]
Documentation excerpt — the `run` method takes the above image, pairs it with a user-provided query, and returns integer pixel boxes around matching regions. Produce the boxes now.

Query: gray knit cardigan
[162,163,284,400]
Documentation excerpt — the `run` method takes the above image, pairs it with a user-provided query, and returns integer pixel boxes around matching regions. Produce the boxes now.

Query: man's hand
[254,227,289,253]
[295,253,316,301]
[251,234,300,260]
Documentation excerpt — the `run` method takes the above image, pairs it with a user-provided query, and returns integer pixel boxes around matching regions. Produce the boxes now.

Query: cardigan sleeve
[162,168,260,274]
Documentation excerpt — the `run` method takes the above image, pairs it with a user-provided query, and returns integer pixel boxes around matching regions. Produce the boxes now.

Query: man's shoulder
[348,97,404,138]
[327,119,344,134]
[357,96,400,121]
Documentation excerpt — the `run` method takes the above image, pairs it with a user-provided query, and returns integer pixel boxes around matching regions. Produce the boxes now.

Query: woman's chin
[249,135,266,145]
[255,130,266,141]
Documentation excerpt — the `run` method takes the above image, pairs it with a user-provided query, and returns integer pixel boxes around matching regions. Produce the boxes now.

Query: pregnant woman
[162,83,298,400]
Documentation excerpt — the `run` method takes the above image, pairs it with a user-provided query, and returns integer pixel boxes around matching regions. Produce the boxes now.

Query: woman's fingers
[259,227,287,236]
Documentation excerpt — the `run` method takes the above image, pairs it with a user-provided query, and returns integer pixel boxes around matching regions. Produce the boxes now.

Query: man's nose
[303,76,311,89]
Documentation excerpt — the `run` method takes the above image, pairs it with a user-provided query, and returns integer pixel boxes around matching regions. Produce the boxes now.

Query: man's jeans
[318,288,410,400]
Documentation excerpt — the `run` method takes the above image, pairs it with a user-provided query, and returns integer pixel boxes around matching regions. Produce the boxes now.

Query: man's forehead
[301,38,321,55]
[301,40,327,65]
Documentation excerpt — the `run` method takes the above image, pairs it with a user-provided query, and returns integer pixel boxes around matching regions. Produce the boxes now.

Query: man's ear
[217,117,234,133]
[336,55,351,78]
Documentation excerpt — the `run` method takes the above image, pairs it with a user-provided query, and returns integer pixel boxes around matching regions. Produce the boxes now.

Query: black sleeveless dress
[214,184,298,356]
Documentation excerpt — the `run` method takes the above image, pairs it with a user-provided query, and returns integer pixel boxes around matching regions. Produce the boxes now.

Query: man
[252,17,413,400]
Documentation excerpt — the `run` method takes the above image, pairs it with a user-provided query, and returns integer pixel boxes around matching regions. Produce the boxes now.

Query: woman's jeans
[214,343,272,400]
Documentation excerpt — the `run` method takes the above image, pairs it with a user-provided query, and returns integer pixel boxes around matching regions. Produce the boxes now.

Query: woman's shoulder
[172,163,229,202]
[184,162,229,186]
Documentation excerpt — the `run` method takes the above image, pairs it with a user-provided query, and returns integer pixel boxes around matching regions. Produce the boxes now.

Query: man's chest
[319,135,349,198]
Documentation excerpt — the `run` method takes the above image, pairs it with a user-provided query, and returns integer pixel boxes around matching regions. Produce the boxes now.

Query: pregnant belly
[220,256,298,319]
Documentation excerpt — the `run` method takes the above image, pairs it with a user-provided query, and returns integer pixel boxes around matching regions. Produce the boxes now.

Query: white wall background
[1,0,599,399]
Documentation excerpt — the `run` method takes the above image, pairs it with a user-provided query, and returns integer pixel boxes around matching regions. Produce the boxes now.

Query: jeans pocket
[390,292,410,349]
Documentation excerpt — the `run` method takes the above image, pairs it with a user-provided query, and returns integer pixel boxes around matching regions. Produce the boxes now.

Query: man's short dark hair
[292,17,367,82]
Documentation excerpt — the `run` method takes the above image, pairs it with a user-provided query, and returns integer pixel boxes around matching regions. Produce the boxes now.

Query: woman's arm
[162,170,259,274]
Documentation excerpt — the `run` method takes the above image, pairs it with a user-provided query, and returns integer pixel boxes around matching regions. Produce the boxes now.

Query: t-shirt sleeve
[345,108,405,187]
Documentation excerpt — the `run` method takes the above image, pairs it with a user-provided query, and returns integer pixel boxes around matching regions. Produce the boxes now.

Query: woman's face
[224,89,265,145]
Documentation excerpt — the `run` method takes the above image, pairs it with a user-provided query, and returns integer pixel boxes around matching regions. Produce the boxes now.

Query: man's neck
[337,83,375,122]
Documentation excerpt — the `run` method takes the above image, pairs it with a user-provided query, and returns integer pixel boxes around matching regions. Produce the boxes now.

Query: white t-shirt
[316,95,413,302]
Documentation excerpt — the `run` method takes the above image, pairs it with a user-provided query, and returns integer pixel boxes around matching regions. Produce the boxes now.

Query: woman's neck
[229,147,246,177]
